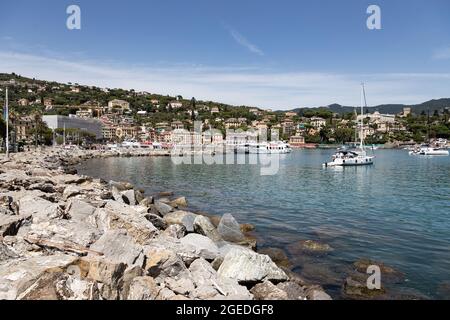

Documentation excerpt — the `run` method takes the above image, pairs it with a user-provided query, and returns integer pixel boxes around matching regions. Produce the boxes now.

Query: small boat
[324,150,374,167]
[249,141,292,154]
[409,145,449,156]
[324,83,375,167]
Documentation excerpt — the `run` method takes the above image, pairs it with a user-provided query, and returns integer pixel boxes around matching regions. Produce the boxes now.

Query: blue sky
[1,0,450,109]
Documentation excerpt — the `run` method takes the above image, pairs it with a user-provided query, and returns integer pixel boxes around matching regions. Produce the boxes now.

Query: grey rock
[0,214,32,237]
[218,248,288,284]
[169,196,188,208]
[0,195,19,215]
[92,201,158,244]
[62,185,82,200]
[111,186,124,203]
[27,182,55,194]
[162,224,186,239]
[164,210,197,232]
[65,198,96,222]
[25,219,101,248]
[0,241,19,261]
[108,180,133,191]
[134,190,145,204]
[0,253,78,300]
[144,235,200,267]
[120,265,144,300]
[127,276,159,300]
[82,256,127,289]
[217,213,245,243]
[154,201,173,216]
[306,286,332,300]
[121,189,136,206]
[18,195,64,223]
[277,281,306,300]
[193,215,222,242]
[165,274,195,295]
[139,196,153,207]
[251,280,288,300]
[180,234,220,261]
[17,272,100,300]
[89,229,144,267]
[188,258,252,300]
[143,245,188,278]
[144,213,167,230]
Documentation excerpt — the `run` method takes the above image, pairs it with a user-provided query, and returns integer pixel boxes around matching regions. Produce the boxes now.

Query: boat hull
[324,157,374,167]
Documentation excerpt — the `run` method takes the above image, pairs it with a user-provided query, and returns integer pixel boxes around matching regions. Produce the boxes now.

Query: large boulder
[188,258,253,300]
[217,214,245,243]
[0,253,78,299]
[88,229,145,268]
[169,197,188,208]
[120,189,137,206]
[193,215,222,242]
[27,182,56,194]
[90,201,158,244]
[62,185,82,200]
[217,248,288,284]
[164,210,197,232]
[65,198,96,222]
[180,234,220,261]
[18,195,64,223]
[80,257,127,300]
[143,246,188,279]
[250,280,288,300]
[144,213,167,230]
[162,224,186,239]
[153,201,173,216]
[24,219,102,249]
[127,276,159,300]
[18,271,100,300]
[164,274,195,296]
[144,235,200,267]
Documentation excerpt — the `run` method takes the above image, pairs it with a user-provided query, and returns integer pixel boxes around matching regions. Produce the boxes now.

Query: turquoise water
[78,150,450,299]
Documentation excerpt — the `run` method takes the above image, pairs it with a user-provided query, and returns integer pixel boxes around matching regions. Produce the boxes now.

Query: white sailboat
[324,83,375,167]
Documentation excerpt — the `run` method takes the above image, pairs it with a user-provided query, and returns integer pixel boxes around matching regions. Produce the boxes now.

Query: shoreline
[0,147,332,300]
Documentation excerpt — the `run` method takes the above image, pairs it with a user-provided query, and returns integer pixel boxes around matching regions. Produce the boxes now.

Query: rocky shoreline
[0,147,332,300]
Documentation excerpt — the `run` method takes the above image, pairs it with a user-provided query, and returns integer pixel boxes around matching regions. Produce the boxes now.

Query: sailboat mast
[360,83,364,149]
[5,88,9,159]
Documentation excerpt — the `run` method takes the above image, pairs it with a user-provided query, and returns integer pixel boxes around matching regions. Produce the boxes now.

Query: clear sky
[1,0,450,109]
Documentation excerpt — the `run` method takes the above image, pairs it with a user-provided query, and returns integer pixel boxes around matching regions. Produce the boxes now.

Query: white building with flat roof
[42,115,103,139]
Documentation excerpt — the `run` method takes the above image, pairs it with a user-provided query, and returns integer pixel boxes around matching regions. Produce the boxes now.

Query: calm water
[78,150,450,299]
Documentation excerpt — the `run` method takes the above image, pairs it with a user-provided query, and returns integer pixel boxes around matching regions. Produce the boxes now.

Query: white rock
[180,234,220,261]
[217,248,288,283]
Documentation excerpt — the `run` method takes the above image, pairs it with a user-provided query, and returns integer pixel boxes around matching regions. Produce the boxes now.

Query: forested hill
[290,99,450,115]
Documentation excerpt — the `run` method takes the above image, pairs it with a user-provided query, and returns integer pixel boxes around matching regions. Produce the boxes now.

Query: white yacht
[249,141,292,154]
[409,145,449,156]
[324,83,375,167]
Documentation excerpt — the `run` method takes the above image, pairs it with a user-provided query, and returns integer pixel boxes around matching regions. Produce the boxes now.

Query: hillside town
[1,73,450,152]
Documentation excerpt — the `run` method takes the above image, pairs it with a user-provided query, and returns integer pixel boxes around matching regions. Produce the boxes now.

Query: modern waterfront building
[42,115,103,139]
